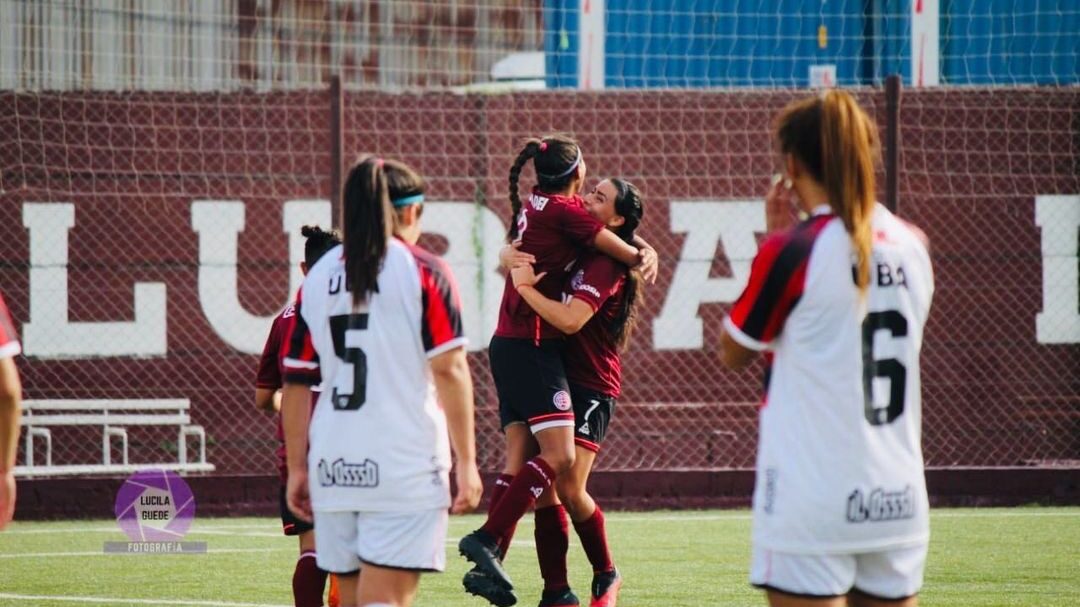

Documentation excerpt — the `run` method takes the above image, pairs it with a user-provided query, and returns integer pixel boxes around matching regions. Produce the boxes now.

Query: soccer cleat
[538,587,580,607]
[463,566,518,607]
[589,568,622,607]
[459,531,514,591]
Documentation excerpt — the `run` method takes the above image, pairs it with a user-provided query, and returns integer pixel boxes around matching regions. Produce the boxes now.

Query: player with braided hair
[459,135,655,607]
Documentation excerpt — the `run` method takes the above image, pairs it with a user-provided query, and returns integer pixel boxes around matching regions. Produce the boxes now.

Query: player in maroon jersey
[508,178,643,607]
[256,225,342,607]
[458,135,655,607]
[0,291,22,531]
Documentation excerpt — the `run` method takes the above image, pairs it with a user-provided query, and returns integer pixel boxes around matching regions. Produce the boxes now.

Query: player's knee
[542,449,576,475]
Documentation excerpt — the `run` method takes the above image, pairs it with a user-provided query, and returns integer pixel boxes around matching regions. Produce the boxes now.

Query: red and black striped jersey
[725,204,935,554]
[282,239,466,512]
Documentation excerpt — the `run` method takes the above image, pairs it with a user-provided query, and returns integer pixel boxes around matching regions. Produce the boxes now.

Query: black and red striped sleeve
[724,216,832,350]
[282,289,321,386]
[409,244,467,357]
[0,292,20,359]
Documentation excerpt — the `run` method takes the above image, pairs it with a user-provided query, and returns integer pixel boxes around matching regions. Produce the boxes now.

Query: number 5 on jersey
[330,313,369,411]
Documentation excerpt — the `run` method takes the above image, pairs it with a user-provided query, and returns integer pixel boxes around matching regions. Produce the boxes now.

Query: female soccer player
[720,90,934,607]
[458,135,653,607]
[282,156,483,607]
[255,225,342,607]
[509,177,644,607]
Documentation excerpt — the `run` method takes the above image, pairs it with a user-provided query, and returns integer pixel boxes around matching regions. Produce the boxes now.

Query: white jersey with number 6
[724,203,934,553]
[282,240,467,513]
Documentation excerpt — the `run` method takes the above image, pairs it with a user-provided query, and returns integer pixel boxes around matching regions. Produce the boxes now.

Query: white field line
[0,538,535,559]
[4,509,1076,537]
[0,593,291,607]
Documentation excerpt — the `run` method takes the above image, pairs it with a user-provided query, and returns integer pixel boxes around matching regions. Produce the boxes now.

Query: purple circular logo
[114,469,195,542]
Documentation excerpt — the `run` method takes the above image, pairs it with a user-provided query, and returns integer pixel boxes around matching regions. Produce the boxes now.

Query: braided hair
[507,134,583,240]
[300,225,341,268]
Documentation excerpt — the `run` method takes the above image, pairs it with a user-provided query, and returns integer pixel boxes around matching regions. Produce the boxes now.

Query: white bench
[15,399,214,477]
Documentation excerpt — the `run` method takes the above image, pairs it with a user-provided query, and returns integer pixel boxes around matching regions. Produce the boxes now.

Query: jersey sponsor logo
[553,390,572,411]
[528,193,549,211]
[570,270,601,298]
[845,485,916,523]
[316,458,380,488]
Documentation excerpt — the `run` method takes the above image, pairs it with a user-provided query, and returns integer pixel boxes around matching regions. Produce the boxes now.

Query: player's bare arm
[512,264,595,334]
[281,382,314,523]
[718,329,756,370]
[254,388,281,415]
[429,346,482,514]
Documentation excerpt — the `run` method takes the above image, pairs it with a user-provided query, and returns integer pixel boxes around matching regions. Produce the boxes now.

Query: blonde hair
[774,90,879,294]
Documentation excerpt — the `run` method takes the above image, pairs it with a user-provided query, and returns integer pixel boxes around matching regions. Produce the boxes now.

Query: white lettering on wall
[424,202,506,352]
[653,200,765,349]
[1035,195,1080,344]
[191,200,331,354]
[21,203,167,357]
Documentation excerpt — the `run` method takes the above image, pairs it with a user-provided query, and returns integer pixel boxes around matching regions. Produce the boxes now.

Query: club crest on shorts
[553,390,572,411]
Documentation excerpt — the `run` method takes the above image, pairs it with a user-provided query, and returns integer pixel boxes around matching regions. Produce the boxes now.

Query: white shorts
[313,508,448,574]
[750,543,928,600]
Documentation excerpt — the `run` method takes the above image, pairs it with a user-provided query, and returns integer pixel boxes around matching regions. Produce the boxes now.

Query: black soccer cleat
[463,565,518,607]
[459,531,514,592]
[538,587,580,607]
[589,568,622,607]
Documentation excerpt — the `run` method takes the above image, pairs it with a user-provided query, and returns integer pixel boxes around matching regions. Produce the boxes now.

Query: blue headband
[391,194,424,207]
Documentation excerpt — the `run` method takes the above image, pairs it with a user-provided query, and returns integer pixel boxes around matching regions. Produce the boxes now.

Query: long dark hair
[608,178,645,350]
[508,134,582,240]
[341,155,393,304]
[775,90,878,295]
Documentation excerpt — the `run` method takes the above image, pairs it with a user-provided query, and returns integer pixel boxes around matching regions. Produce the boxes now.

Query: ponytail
[508,139,542,240]
[820,91,878,295]
[775,90,879,295]
[341,156,393,304]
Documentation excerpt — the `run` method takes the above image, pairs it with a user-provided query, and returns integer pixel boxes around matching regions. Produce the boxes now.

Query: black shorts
[280,485,314,536]
[569,384,616,453]
[489,336,575,432]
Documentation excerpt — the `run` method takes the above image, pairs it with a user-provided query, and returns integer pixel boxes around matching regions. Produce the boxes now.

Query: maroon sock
[489,473,517,558]
[573,505,614,573]
[535,504,570,592]
[293,551,329,607]
[480,457,556,540]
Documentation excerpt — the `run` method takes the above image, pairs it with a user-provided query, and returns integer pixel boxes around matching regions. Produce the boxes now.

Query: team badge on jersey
[553,390,572,411]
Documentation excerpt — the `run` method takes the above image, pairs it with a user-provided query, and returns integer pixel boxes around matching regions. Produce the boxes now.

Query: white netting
[1,1,1077,478]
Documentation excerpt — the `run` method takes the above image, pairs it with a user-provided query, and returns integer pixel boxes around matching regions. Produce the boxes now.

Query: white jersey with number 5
[724,203,934,553]
[282,240,467,513]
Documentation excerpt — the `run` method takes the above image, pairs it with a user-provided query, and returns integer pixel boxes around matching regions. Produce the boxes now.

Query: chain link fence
[0,1,1076,479]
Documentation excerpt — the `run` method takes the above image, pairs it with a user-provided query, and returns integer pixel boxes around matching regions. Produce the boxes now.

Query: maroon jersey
[254,300,318,483]
[563,251,627,397]
[0,292,20,359]
[495,188,606,340]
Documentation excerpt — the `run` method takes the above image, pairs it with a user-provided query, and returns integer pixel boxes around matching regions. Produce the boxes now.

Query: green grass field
[0,508,1077,606]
